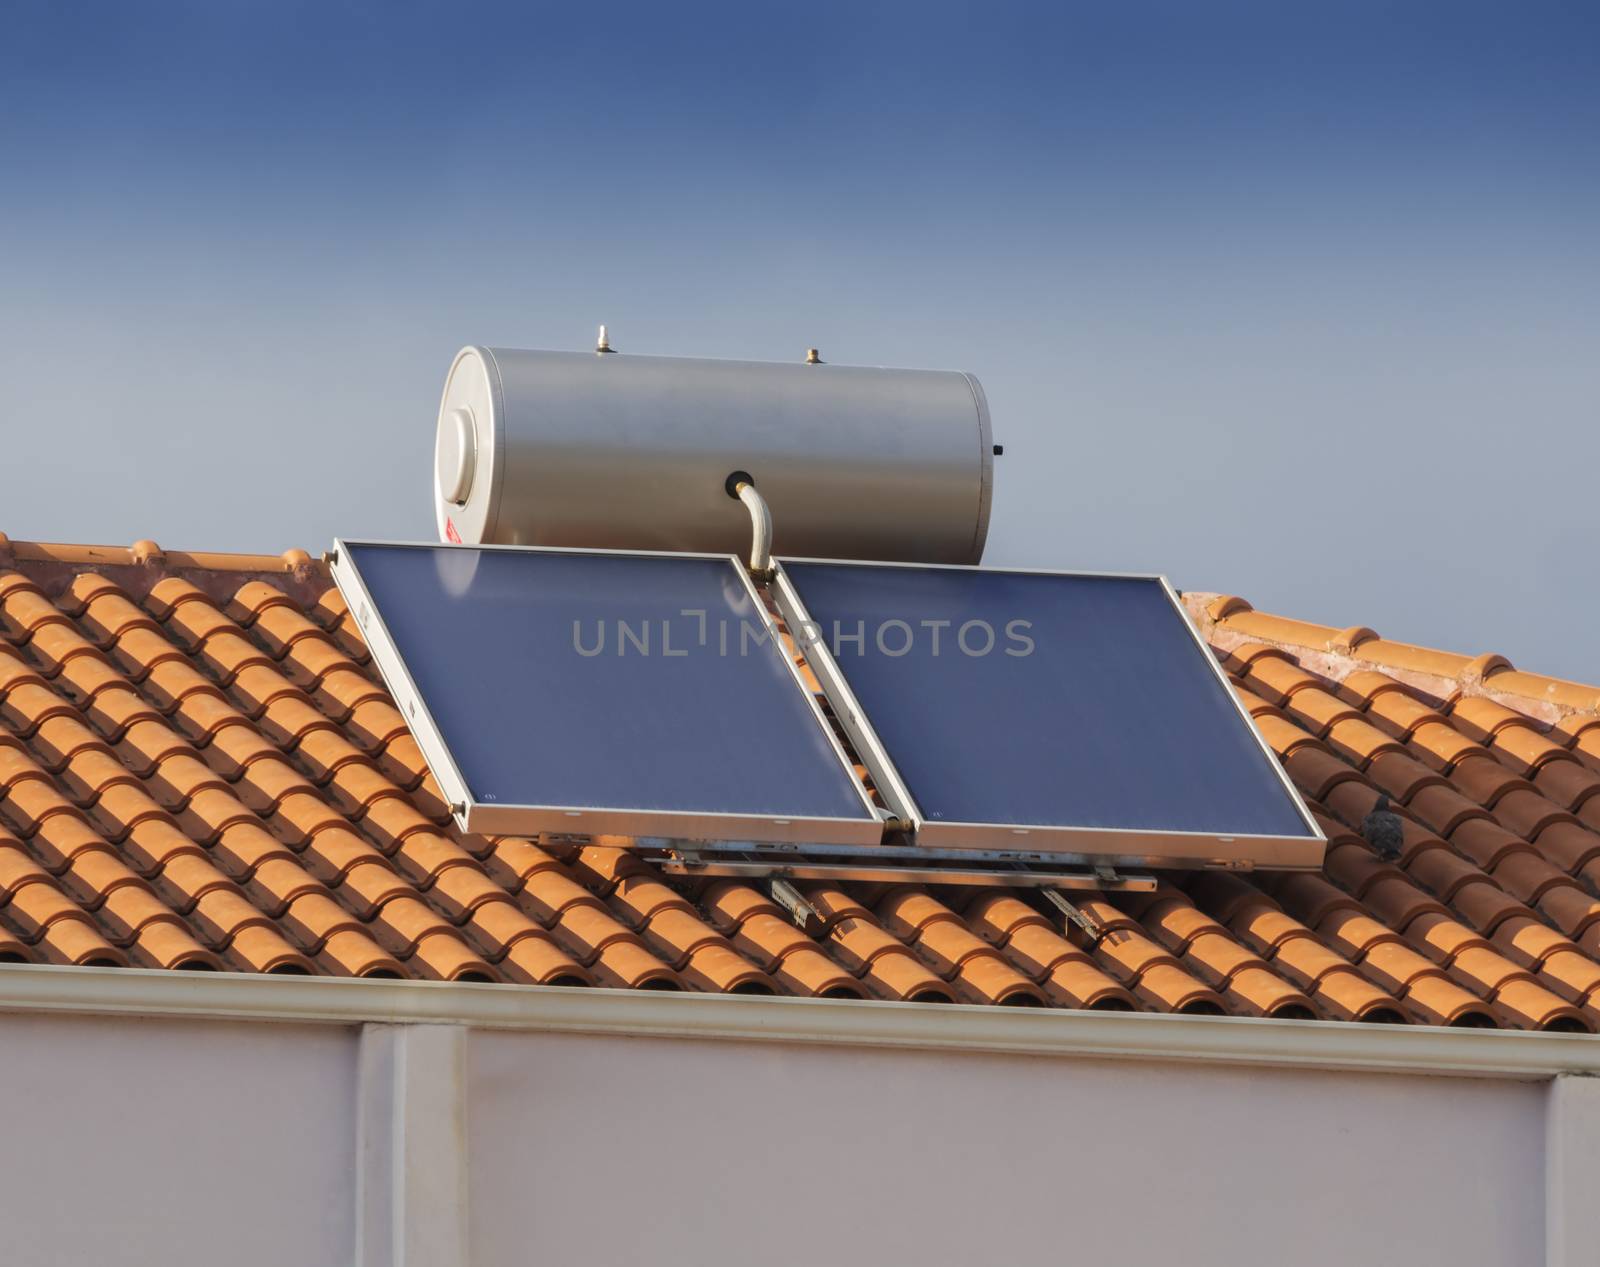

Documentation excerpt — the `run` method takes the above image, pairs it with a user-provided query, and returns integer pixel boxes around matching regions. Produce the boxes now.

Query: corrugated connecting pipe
[725,470,772,577]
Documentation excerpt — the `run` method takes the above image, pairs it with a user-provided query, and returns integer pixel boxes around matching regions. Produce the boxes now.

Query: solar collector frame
[330,539,884,845]
[331,538,1322,873]
[770,557,1325,871]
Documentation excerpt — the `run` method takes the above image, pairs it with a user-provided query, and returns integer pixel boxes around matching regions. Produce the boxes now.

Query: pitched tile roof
[2,534,1599,1033]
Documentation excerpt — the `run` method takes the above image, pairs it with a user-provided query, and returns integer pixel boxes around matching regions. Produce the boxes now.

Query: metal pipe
[728,474,772,577]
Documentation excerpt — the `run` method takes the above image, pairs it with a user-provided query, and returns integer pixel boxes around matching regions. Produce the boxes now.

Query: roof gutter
[1,963,1597,1080]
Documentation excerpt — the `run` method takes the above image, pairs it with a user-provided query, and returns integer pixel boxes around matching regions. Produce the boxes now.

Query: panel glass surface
[781,561,1314,839]
[342,544,875,830]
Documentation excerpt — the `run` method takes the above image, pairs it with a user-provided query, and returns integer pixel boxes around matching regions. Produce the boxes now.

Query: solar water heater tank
[433,345,994,563]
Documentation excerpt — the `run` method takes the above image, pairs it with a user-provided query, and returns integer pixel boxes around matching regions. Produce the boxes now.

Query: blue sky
[2,2,1597,677]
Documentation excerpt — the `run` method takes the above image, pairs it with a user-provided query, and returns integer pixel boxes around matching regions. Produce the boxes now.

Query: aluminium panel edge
[1153,574,1325,842]
[769,561,921,830]
[330,538,475,830]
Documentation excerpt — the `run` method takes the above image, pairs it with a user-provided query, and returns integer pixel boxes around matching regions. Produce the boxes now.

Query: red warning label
[445,517,462,544]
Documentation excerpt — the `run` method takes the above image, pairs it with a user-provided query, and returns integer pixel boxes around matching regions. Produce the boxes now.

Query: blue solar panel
[334,543,880,844]
[776,560,1318,861]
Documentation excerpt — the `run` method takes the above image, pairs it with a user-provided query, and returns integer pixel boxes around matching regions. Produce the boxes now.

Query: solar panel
[331,542,882,844]
[772,559,1322,868]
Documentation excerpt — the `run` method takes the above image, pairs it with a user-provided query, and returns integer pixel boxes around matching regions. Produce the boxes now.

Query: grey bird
[1361,794,1405,861]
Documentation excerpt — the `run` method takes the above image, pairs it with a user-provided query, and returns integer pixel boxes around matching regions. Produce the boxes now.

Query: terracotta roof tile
[1366,750,1448,803]
[1061,896,1223,1014]
[1534,885,1600,943]
[694,884,863,997]
[495,929,592,987]
[1407,721,1488,773]
[1492,788,1576,842]
[1533,759,1600,813]
[874,887,1046,1005]
[405,929,496,982]
[123,919,224,971]
[587,938,682,990]
[11,543,1600,1029]
[813,888,953,1002]
[1362,688,1447,740]
[1283,746,1362,801]
[1491,853,1579,908]
[1405,845,1493,903]
[1449,881,1532,937]
[957,892,1130,1008]
[1135,892,1315,1018]
[1326,716,1409,768]
[1283,686,1361,736]
[1449,818,1537,872]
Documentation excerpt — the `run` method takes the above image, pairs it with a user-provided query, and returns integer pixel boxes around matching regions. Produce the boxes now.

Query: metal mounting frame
[651,848,1157,894]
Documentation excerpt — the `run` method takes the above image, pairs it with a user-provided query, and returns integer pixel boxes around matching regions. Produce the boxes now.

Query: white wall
[468,1031,1544,1267]
[0,1014,356,1267]
[0,1008,1560,1267]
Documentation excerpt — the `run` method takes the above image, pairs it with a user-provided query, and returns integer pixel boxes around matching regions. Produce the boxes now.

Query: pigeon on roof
[1361,794,1405,861]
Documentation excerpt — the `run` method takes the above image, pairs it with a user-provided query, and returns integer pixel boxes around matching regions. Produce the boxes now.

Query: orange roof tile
[4,538,1600,1033]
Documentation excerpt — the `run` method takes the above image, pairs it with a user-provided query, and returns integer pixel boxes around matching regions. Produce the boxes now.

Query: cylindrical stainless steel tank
[433,346,994,564]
